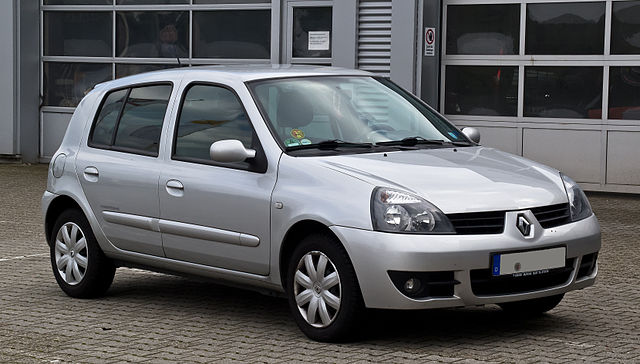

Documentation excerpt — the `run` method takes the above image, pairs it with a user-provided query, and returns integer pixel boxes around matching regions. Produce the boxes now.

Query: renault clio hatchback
[43,65,600,342]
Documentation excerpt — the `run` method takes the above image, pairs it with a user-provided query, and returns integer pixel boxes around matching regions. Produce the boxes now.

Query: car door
[76,83,176,257]
[158,82,275,275]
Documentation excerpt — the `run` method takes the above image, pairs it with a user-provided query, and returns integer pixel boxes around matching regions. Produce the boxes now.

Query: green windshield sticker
[284,138,301,147]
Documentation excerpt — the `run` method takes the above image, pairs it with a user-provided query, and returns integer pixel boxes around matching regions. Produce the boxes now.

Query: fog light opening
[403,278,422,295]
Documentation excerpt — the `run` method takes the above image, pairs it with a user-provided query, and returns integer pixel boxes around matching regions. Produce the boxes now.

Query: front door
[159,83,275,275]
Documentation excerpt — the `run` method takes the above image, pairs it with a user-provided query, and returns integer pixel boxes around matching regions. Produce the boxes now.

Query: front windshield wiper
[286,139,374,151]
[376,136,472,147]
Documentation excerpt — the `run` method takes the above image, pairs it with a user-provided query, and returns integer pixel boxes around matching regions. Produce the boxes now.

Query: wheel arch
[278,219,349,291]
[44,195,84,246]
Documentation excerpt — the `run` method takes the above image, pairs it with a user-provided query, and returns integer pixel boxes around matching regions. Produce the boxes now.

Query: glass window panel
[524,67,603,119]
[116,64,176,78]
[117,0,188,3]
[445,66,518,116]
[611,1,640,54]
[609,67,640,120]
[114,85,172,155]
[292,7,332,58]
[91,89,128,146]
[446,4,520,55]
[526,2,605,55]
[193,11,271,59]
[174,85,254,162]
[44,0,111,4]
[44,12,112,57]
[44,62,112,107]
[116,12,188,58]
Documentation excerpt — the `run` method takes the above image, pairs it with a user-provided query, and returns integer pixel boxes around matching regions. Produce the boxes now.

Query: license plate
[492,247,566,277]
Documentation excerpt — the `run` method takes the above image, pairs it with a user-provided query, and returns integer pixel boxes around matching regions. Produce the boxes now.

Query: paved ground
[0,164,638,363]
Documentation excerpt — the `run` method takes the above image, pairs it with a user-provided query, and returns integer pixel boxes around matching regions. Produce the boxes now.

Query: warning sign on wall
[424,27,435,56]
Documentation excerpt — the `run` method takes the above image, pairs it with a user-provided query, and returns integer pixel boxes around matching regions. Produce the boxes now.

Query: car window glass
[174,84,253,161]
[113,85,172,154]
[91,89,128,146]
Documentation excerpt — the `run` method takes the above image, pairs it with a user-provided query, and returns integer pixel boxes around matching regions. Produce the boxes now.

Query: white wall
[0,1,15,155]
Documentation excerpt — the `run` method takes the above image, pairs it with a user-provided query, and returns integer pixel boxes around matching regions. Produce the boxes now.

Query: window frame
[170,81,268,173]
[87,81,174,157]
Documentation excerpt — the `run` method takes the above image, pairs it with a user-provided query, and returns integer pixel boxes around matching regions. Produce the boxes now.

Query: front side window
[89,84,172,156]
[249,77,467,153]
[174,84,255,163]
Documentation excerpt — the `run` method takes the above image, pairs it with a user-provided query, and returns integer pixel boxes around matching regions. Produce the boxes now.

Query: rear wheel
[50,209,115,298]
[499,294,564,316]
[286,233,363,342]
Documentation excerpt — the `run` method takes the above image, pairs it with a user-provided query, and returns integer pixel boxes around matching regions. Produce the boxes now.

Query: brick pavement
[0,164,638,363]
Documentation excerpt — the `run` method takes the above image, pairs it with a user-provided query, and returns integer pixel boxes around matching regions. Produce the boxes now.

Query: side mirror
[462,127,481,144]
[209,140,256,163]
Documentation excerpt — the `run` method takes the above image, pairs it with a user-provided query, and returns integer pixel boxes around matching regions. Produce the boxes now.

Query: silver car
[43,65,600,342]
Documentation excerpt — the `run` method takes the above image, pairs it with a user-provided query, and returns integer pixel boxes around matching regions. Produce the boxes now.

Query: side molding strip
[102,211,260,247]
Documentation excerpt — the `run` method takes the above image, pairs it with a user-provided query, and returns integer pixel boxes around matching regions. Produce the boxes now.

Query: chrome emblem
[516,213,532,237]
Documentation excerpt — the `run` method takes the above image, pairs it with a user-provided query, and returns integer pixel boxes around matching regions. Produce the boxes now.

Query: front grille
[531,203,571,228]
[388,271,459,298]
[470,259,575,296]
[447,210,506,235]
[577,253,598,279]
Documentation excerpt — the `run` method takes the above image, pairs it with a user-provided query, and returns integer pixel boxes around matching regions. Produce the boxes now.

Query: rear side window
[89,84,172,156]
[173,84,254,162]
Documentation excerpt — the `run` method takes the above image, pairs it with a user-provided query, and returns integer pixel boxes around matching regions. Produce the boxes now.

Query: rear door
[76,83,176,256]
[158,82,276,275]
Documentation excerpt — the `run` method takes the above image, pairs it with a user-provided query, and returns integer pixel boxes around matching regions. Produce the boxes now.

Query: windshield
[248,76,469,152]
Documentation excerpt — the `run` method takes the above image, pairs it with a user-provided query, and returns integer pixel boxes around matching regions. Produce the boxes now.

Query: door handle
[83,167,99,182]
[166,179,184,197]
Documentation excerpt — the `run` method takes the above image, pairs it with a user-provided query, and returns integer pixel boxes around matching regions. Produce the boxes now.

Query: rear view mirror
[209,140,256,163]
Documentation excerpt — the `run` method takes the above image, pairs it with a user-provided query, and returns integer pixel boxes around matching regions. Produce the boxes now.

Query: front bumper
[331,212,600,309]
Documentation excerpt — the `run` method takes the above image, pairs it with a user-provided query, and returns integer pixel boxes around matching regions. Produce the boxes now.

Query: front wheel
[50,209,115,298]
[499,294,564,316]
[286,234,363,342]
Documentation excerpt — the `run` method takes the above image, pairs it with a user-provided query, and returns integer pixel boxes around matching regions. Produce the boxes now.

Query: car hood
[319,146,568,214]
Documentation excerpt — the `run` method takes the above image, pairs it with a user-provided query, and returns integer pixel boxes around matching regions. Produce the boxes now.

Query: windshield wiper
[286,139,374,151]
[376,136,472,147]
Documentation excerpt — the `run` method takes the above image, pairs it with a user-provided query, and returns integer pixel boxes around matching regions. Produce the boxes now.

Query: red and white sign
[424,27,435,56]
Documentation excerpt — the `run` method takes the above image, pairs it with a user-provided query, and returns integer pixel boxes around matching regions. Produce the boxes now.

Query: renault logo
[516,213,532,237]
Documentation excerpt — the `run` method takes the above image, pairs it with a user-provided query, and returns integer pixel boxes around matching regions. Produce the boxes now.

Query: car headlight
[371,187,454,233]
[561,173,593,222]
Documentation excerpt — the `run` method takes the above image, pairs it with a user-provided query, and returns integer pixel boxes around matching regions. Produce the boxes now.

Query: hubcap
[293,251,341,328]
[54,222,88,285]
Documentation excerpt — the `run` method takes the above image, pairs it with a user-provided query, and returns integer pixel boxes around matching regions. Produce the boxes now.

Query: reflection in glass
[117,12,188,58]
[91,89,128,146]
[117,0,188,3]
[524,67,602,119]
[44,62,112,107]
[44,12,112,57]
[193,11,270,59]
[195,0,269,3]
[175,85,253,162]
[116,64,176,78]
[609,67,640,120]
[44,0,111,4]
[292,7,332,58]
[611,1,640,54]
[446,4,520,55]
[114,85,173,155]
[445,66,518,116]
[526,2,605,55]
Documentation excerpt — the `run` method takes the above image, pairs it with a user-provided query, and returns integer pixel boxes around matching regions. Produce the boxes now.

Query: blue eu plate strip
[492,255,501,276]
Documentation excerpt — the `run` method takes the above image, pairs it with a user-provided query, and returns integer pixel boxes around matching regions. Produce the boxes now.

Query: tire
[286,233,363,342]
[499,294,564,316]
[50,208,115,298]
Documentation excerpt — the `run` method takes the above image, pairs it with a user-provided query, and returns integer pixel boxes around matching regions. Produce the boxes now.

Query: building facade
[2,0,639,193]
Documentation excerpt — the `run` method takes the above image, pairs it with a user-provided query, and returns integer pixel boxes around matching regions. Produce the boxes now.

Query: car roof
[95,64,375,90]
